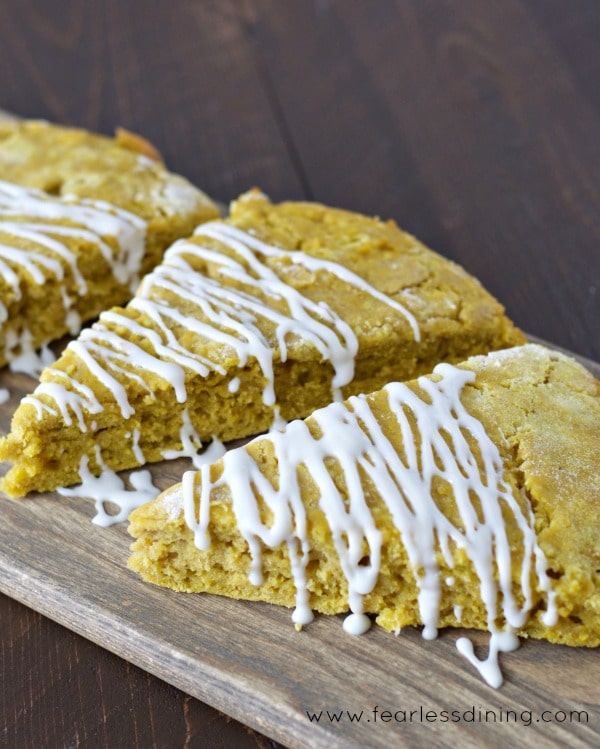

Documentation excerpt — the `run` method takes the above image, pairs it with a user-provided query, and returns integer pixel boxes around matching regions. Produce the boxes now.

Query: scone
[128,344,600,681]
[0,190,524,496]
[0,119,219,366]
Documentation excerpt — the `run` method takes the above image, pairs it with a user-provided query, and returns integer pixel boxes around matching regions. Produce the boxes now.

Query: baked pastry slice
[0,119,218,366]
[128,344,600,685]
[0,190,524,496]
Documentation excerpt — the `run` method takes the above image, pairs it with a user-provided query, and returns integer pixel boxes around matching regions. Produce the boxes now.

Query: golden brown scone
[0,190,523,496]
[128,344,599,650]
[0,119,219,366]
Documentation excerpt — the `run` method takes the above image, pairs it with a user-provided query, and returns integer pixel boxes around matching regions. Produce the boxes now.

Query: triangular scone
[0,119,218,366]
[0,191,524,496]
[129,345,599,655]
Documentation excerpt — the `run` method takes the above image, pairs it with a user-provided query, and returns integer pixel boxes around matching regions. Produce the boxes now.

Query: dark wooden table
[0,1,598,747]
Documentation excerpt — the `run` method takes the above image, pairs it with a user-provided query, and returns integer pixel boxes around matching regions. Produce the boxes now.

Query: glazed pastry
[128,344,600,685]
[0,119,218,367]
[0,190,523,496]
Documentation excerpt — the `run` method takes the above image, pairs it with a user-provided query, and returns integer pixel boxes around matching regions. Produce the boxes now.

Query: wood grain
[0,593,270,749]
[0,343,598,749]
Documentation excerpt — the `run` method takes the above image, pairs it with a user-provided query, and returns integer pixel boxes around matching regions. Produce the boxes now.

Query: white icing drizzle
[343,612,372,635]
[180,362,557,687]
[0,387,9,404]
[8,340,56,377]
[58,448,160,527]
[0,180,147,363]
[23,221,418,469]
[23,367,102,429]
[456,630,520,689]
[161,408,227,469]
[56,415,226,527]
[124,429,146,464]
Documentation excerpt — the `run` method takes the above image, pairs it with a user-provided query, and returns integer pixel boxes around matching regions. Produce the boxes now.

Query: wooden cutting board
[0,112,598,748]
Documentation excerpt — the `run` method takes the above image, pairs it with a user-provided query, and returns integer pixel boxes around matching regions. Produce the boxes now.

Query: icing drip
[58,448,160,527]
[181,362,557,687]
[129,429,145,464]
[456,631,520,689]
[9,341,56,377]
[56,417,226,528]
[23,221,418,466]
[343,613,372,635]
[0,387,9,404]
[0,180,147,362]
[161,408,227,469]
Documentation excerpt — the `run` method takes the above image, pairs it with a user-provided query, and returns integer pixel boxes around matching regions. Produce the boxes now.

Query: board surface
[0,340,598,749]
